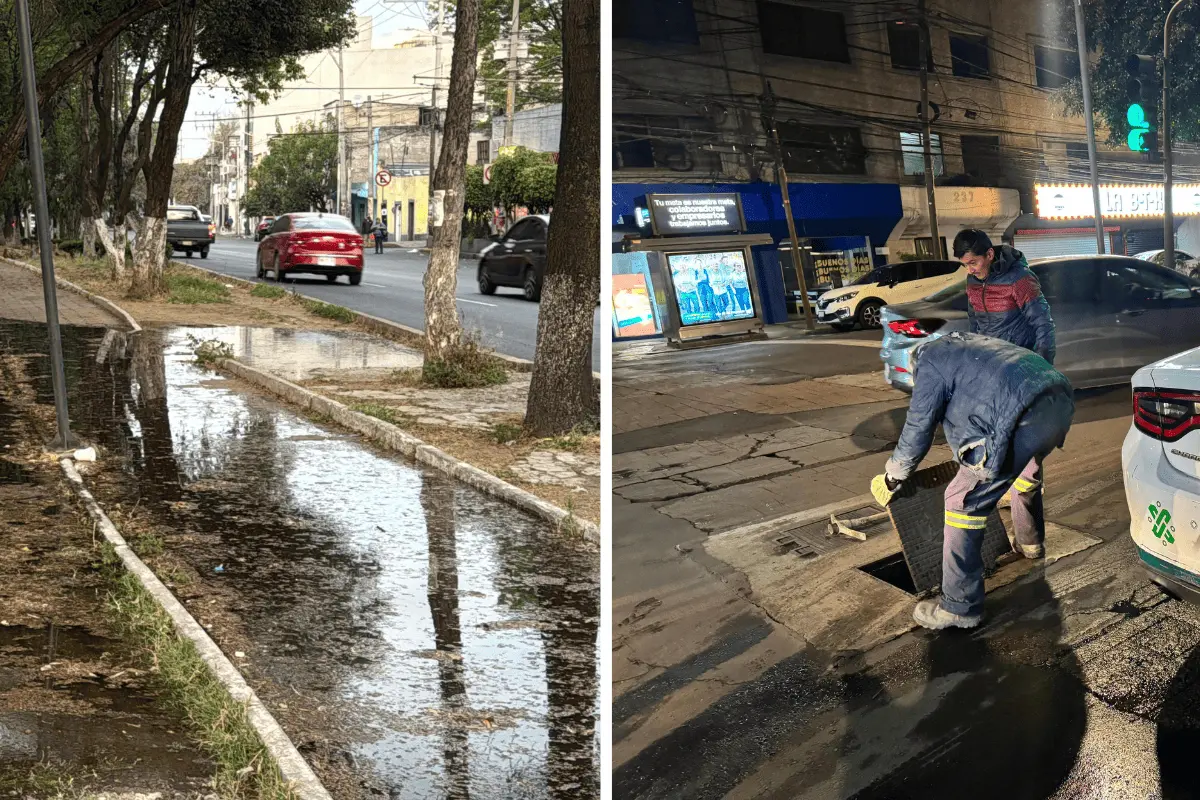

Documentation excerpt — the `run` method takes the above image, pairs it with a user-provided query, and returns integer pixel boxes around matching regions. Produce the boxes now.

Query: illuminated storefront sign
[1035,183,1200,220]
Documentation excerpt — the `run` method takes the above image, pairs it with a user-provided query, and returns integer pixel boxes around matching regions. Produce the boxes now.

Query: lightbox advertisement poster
[667,250,755,327]
[612,274,658,337]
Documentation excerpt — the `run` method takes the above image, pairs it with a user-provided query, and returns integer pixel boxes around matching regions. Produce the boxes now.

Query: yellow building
[375,174,429,241]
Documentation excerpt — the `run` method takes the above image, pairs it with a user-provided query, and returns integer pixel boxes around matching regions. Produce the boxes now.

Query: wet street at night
[0,321,598,799]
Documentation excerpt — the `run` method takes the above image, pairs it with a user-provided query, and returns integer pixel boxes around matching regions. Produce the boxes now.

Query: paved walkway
[0,259,121,327]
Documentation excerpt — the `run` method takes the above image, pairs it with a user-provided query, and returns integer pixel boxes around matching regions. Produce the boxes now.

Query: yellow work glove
[871,474,901,507]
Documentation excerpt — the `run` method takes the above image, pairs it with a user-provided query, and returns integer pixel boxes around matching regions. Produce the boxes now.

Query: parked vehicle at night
[166,205,215,259]
[255,213,363,285]
[815,260,964,330]
[477,214,549,301]
[1133,248,1200,279]
[880,255,1200,392]
[1123,346,1200,603]
[254,216,275,242]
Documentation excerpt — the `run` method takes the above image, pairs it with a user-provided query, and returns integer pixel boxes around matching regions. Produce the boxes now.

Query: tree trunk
[524,0,599,436]
[95,216,127,278]
[423,0,481,361]
[130,0,197,299]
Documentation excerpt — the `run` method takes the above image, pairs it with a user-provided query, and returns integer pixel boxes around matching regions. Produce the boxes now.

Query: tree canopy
[1063,0,1200,145]
[244,118,338,215]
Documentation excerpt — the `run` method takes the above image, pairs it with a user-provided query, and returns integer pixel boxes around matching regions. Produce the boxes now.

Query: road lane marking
[456,298,497,307]
[363,282,387,288]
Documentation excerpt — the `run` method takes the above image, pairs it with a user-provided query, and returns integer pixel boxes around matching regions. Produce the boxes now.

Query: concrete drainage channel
[60,458,332,800]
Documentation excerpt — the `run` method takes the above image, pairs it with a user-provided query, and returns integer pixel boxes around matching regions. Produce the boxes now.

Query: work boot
[1006,529,1045,560]
[913,599,982,630]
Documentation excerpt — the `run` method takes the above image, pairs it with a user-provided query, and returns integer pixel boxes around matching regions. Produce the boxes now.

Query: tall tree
[423,0,482,367]
[243,118,337,215]
[524,0,597,435]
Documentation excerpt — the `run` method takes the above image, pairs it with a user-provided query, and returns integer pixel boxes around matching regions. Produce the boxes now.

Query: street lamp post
[15,0,77,451]
[1164,0,1188,268]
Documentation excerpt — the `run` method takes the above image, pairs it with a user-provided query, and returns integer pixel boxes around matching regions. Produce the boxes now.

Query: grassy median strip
[97,543,296,800]
[296,296,357,323]
[251,283,288,299]
[167,272,231,304]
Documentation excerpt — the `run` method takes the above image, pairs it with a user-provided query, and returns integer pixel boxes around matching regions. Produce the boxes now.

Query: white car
[1123,347,1200,602]
[815,260,965,330]
[1133,249,1200,278]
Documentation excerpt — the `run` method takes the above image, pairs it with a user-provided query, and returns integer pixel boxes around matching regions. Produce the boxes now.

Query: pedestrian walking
[871,332,1074,630]
[372,217,386,254]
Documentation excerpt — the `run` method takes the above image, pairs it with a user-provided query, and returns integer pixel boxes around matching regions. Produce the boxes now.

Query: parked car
[815,260,964,330]
[880,254,1200,392]
[255,212,363,285]
[1133,248,1200,279]
[254,217,275,242]
[477,214,549,301]
[1123,345,1200,603]
[166,205,214,258]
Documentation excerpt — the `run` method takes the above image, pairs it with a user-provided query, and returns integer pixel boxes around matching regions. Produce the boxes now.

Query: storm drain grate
[772,518,860,559]
[859,552,917,594]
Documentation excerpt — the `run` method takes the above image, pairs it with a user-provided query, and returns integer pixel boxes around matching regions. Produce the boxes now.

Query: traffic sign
[483,164,493,185]
[375,169,392,187]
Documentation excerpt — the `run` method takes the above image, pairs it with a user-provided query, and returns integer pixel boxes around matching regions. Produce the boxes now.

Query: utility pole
[15,0,77,450]
[503,0,521,146]
[917,0,943,259]
[428,0,444,188]
[1074,0,1105,253]
[1164,0,1187,268]
[338,44,348,217]
[762,83,814,330]
[367,96,375,217]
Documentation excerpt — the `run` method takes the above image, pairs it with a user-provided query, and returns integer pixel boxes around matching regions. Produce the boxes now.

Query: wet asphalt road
[0,320,599,799]
[190,238,603,369]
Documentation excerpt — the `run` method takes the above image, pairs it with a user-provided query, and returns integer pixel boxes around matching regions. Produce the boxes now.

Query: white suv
[1123,346,1200,603]
[815,260,965,330]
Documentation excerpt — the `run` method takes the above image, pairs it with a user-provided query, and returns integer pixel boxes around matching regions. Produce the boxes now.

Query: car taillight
[887,319,928,337]
[1133,389,1200,441]
[208,224,215,237]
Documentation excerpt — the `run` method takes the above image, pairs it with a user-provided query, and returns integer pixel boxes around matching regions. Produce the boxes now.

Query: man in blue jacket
[871,332,1074,630]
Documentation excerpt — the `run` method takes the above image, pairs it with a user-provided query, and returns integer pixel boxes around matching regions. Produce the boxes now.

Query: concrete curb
[59,459,333,800]
[2,256,142,333]
[217,357,600,545]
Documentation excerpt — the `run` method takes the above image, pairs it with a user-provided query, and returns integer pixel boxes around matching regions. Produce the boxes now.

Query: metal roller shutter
[1014,232,1110,259]
[1124,228,1165,255]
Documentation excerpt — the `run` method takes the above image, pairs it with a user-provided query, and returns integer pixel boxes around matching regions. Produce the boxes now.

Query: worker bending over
[871,332,1075,630]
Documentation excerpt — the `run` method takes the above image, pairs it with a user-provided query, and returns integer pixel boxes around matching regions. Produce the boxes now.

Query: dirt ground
[0,355,211,797]
[50,254,353,332]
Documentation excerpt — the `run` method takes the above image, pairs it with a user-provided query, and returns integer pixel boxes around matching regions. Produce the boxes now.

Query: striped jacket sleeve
[1013,273,1056,364]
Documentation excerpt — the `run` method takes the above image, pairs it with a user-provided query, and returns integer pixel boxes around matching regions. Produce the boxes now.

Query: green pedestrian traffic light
[1128,103,1151,152]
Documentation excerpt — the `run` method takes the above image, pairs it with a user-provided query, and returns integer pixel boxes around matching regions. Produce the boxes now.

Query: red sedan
[254,216,275,241]
[255,213,364,285]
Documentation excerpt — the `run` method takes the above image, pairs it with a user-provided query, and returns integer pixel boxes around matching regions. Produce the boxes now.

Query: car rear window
[167,208,198,221]
[292,215,356,232]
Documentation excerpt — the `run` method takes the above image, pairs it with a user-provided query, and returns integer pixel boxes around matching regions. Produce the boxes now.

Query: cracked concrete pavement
[611,331,1193,799]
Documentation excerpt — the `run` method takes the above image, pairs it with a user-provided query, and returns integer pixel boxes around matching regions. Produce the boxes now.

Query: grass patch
[97,543,297,799]
[349,401,412,427]
[251,283,288,300]
[186,334,234,367]
[297,297,356,323]
[490,422,525,445]
[167,272,231,304]
[422,335,509,389]
[542,431,586,452]
[0,760,86,799]
[131,531,165,556]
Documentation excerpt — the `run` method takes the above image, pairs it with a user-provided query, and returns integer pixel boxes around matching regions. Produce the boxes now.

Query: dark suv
[477,215,549,301]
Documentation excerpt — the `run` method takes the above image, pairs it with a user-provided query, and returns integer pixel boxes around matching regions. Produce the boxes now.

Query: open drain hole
[859,552,916,594]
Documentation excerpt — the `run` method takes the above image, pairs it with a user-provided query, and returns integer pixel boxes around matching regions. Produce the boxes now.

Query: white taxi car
[815,259,964,330]
[1123,347,1200,602]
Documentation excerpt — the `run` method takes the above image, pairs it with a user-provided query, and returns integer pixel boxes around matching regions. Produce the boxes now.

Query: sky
[178,0,431,161]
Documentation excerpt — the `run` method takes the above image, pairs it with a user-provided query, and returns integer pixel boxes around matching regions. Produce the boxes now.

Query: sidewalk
[0,259,123,327]
[612,333,1174,797]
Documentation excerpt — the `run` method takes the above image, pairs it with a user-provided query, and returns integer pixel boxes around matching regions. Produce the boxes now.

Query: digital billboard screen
[666,250,755,327]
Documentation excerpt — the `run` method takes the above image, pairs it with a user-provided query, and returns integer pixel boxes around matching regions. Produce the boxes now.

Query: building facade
[613,0,1200,331]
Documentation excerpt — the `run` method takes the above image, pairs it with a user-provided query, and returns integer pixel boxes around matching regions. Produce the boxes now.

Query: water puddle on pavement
[179,325,423,381]
[0,322,598,799]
